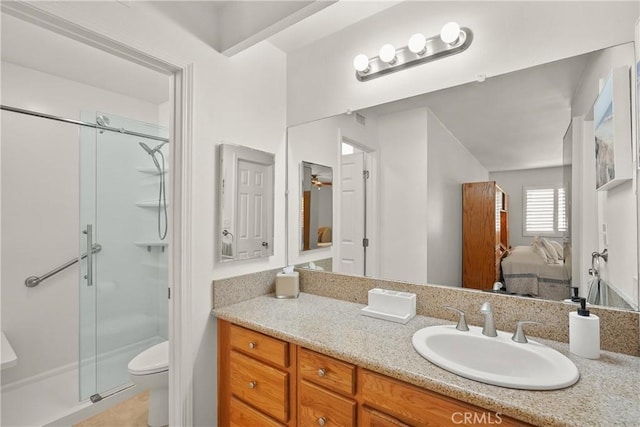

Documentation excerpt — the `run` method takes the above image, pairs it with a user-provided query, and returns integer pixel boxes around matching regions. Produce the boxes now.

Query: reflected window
[524,186,567,237]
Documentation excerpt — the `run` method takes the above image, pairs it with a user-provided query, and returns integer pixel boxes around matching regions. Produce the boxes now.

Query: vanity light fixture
[353,22,473,82]
[379,44,397,64]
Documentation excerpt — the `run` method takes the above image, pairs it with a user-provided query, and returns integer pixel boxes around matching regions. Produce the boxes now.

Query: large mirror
[218,143,275,262]
[300,161,333,251]
[287,42,639,311]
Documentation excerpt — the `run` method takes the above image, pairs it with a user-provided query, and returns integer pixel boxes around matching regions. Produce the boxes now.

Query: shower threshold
[1,364,139,427]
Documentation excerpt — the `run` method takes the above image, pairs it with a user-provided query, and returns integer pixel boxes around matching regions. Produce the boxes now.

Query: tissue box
[361,288,416,324]
[275,271,299,299]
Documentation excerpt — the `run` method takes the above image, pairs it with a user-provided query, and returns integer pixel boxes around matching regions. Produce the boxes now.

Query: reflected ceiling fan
[311,174,332,188]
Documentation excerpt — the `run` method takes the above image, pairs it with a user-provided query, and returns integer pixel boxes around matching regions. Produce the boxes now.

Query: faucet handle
[443,306,469,331]
[512,321,542,344]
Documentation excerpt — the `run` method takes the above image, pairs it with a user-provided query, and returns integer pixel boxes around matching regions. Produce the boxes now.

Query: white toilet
[128,340,169,427]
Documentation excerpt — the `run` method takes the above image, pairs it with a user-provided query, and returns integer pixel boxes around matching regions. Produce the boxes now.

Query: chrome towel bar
[25,243,102,287]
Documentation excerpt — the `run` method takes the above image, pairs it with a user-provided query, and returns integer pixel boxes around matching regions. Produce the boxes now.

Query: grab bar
[24,243,102,287]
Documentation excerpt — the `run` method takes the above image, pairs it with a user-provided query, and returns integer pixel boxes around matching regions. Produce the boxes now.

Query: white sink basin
[412,325,579,390]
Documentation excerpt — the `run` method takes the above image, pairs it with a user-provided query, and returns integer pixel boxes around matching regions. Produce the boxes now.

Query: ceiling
[0,12,170,105]
[363,52,595,172]
[267,1,401,53]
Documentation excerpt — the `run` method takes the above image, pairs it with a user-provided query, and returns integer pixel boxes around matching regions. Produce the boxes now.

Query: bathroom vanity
[214,293,640,426]
[218,320,529,426]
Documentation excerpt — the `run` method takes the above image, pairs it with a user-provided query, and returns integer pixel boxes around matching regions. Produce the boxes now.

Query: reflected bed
[501,245,571,301]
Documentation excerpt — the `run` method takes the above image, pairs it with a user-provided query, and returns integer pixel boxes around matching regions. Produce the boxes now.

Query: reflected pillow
[317,226,332,243]
[531,237,557,264]
[548,239,564,261]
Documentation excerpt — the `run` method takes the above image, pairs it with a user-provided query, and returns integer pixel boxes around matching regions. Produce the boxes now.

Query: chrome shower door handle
[85,224,93,286]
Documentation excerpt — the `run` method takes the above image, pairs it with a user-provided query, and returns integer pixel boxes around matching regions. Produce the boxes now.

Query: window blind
[524,186,566,236]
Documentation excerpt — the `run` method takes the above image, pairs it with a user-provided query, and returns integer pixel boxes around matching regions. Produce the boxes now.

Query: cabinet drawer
[230,350,289,423]
[230,397,285,427]
[299,380,355,427]
[299,348,355,396]
[361,370,528,427]
[230,324,289,368]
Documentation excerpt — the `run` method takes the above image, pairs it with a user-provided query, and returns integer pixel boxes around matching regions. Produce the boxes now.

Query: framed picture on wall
[594,66,633,191]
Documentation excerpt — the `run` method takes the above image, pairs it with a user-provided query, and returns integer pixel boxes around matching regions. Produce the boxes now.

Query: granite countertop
[213,293,640,427]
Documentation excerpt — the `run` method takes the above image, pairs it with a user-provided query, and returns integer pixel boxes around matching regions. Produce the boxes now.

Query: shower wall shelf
[136,167,168,175]
[135,200,169,208]
[135,241,168,252]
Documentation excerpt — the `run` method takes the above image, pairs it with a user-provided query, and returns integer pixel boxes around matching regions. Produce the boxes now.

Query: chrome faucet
[480,302,497,337]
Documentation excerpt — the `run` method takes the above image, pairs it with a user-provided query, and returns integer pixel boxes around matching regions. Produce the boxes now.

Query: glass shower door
[79,112,169,401]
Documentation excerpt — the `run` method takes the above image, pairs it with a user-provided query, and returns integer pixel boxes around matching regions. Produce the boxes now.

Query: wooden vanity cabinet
[218,320,532,427]
[219,321,297,426]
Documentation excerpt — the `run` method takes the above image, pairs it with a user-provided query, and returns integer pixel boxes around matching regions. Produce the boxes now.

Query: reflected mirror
[287,43,639,311]
[300,161,333,251]
[218,143,274,262]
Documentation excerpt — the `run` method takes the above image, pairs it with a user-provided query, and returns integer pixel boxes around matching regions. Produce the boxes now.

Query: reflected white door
[236,159,269,258]
[340,152,365,274]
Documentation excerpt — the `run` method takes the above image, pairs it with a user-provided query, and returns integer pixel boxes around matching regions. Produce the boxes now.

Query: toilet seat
[128,341,168,375]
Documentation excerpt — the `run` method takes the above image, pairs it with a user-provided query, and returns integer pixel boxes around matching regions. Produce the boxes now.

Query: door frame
[1,3,195,425]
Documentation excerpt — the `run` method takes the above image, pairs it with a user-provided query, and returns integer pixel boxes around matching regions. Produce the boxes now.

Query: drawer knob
[317,368,327,377]
[248,341,256,349]
[248,381,257,389]
[318,416,327,426]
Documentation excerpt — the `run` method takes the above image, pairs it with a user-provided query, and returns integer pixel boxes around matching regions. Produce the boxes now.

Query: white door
[236,159,270,259]
[340,152,365,274]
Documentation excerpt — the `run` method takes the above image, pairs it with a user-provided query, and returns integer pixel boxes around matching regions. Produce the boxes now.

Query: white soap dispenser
[569,297,600,359]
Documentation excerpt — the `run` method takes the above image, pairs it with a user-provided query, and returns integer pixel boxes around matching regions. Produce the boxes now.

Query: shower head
[139,141,167,155]
[139,142,154,155]
[96,115,110,127]
[139,142,162,172]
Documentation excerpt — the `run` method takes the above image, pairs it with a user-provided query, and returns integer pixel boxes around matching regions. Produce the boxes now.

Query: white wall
[570,43,638,305]
[1,3,289,424]
[287,1,638,125]
[377,108,428,283]
[426,109,488,287]
[490,166,565,247]
[1,61,164,385]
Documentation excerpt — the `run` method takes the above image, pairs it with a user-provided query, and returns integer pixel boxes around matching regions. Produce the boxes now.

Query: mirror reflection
[300,161,333,251]
[218,143,275,262]
[287,43,639,311]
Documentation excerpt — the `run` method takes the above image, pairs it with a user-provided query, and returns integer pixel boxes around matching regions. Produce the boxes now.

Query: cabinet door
[230,397,285,427]
[230,350,289,423]
[361,407,410,427]
[361,370,527,427]
[230,323,289,368]
[298,380,356,427]
[299,348,355,396]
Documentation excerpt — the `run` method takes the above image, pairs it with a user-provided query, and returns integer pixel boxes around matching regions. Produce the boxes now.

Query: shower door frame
[0,3,195,425]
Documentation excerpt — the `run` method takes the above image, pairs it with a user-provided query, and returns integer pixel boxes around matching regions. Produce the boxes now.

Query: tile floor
[74,391,149,427]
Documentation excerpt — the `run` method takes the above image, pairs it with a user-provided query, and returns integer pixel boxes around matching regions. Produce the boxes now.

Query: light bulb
[440,22,461,44]
[379,44,397,64]
[408,33,427,55]
[353,54,370,72]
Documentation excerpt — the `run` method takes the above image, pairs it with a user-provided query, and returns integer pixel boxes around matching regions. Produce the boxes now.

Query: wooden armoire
[462,181,509,290]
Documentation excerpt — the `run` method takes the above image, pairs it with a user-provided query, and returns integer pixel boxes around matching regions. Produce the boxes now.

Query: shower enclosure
[0,105,169,426]
[79,111,169,401]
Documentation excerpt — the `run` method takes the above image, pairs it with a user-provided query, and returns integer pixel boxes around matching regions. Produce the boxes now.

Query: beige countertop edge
[212,293,640,427]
